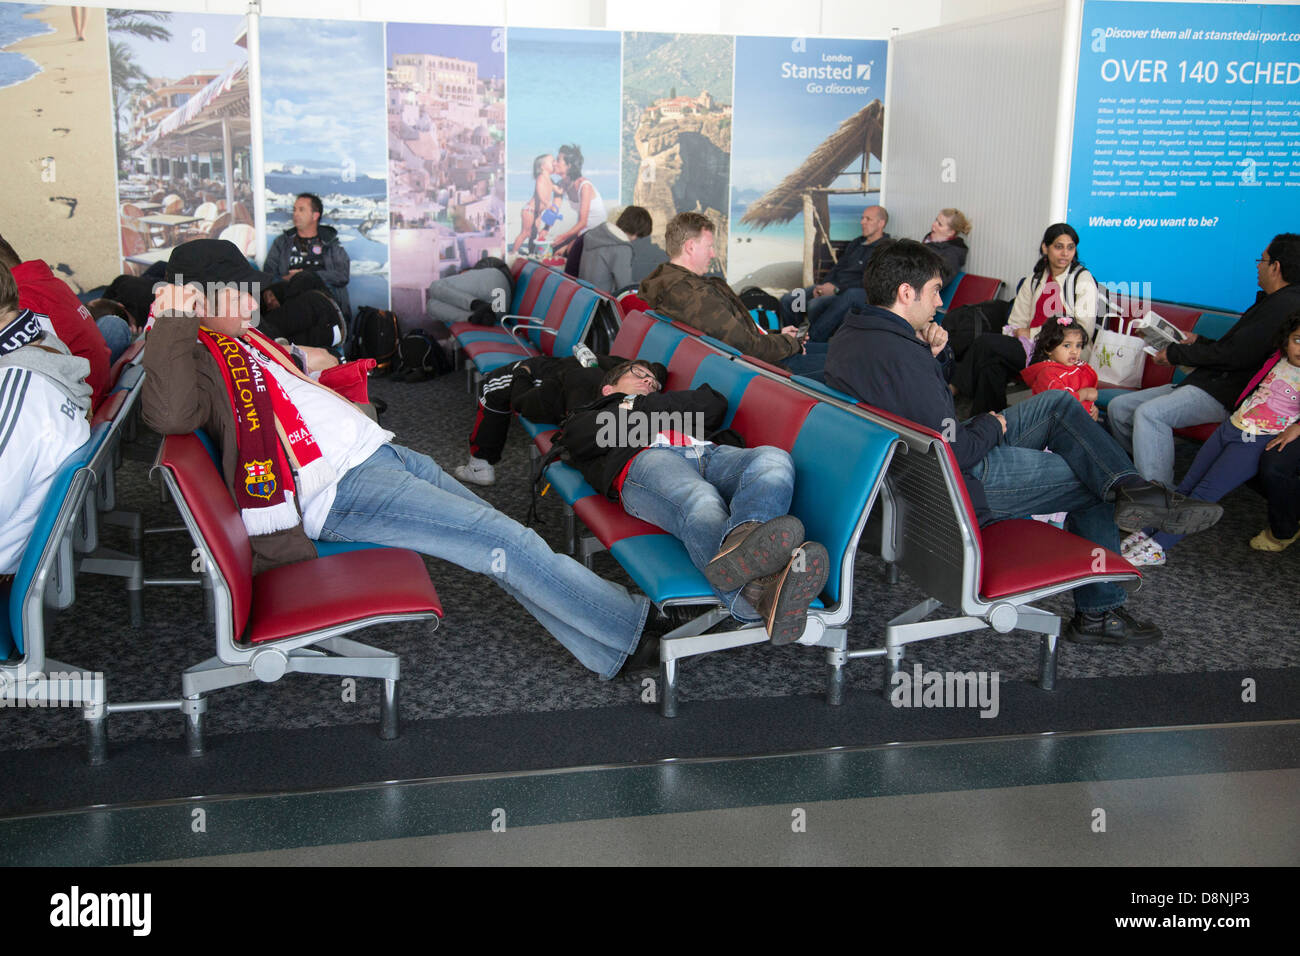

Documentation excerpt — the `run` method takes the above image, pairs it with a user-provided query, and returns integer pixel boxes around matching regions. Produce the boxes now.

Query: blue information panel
[1068,1,1300,310]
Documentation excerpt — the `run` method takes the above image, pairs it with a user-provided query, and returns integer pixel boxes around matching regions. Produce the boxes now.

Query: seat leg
[1038,633,1059,691]
[659,658,678,717]
[885,562,900,585]
[826,645,847,706]
[183,695,207,757]
[86,709,108,765]
[379,678,399,740]
[882,644,904,698]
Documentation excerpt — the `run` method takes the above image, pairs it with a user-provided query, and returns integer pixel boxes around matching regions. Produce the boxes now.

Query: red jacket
[1020,360,1098,414]
[13,260,110,408]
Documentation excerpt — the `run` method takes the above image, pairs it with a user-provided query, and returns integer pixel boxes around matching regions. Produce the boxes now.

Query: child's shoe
[454,456,496,486]
[1249,528,1300,552]
[1120,530,1166,567]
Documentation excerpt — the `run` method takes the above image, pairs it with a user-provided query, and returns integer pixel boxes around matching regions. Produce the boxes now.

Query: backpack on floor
[396,329,454,382]
[348,306,400,371]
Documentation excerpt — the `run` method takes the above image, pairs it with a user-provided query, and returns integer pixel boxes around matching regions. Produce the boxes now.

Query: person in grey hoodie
[579,206,666,293]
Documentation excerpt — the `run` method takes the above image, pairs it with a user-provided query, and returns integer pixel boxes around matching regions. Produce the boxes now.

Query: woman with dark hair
[550,144,608,257]
[952,222,1099,414]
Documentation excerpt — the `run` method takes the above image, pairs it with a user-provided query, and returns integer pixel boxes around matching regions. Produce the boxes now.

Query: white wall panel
[884,1,1067,290]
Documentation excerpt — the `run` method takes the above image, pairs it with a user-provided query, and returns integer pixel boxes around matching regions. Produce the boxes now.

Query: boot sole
[704,516,805,591]
[763,543,830,646]
[1114,500,1222,535]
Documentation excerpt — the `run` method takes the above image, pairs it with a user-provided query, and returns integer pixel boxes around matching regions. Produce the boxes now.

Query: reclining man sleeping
[141,238,664,680]
[557,359,829,645]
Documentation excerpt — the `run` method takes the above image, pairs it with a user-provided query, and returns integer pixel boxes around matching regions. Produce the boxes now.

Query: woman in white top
[952,222,1099,414]
[550,144,607,259]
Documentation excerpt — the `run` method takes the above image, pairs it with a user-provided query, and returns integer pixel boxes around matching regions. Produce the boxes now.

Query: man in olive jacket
[639,212,828,379]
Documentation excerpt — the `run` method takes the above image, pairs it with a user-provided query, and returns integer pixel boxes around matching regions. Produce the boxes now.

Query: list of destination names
[1087,95,1300,200]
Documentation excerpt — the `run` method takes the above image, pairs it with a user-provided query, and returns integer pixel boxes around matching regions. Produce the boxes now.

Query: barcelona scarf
[197,328,335,537]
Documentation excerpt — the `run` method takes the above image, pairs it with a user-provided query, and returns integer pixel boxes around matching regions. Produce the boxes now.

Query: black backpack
[396,329,454,382]
[739,287,784,332]
[348,306,400,371]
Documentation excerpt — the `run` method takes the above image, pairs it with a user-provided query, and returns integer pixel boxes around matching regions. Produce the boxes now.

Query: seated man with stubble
[824,238,1224,646]
[639,212,829,380]
[142,238,665,680]
[559,359,829,646]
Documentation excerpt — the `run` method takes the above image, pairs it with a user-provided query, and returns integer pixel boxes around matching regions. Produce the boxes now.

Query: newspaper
[1132,310,1188,356]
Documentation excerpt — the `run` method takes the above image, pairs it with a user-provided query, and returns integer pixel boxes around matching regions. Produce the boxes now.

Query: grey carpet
[2,368,1296,755]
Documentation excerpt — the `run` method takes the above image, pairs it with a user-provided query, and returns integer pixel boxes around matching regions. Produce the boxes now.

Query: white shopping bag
[1088,327,1146,389]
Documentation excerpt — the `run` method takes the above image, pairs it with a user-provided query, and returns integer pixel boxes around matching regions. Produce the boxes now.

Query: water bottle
[573,343,598,367]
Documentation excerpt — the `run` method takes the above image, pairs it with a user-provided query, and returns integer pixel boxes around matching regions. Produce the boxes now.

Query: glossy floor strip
[3,720,1297,866]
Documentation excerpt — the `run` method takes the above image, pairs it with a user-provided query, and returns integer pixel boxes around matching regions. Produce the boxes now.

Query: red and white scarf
[198,328,336,536]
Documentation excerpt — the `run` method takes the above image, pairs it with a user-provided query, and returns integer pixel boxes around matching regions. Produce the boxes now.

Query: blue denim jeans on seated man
[1105,382,1227,485]
[966,390,1141,613]
[318,443,650,679]
[619,444,796,621]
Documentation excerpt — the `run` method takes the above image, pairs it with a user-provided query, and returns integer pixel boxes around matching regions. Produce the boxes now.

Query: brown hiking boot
[740,542,830,645]
[704,516,804,591]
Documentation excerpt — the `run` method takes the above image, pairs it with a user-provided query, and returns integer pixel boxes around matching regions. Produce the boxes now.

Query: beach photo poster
[0,4,118,290]
[262,18,389,315]
[108,10,249,277]
[387,22,505,329]
[729,35,887,285]
[505,27,620,263]
[1068,0,1300,310]
[622,32,734,272]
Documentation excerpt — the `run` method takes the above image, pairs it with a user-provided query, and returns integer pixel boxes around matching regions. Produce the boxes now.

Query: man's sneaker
[741,542,830,646]
[1064,607,1162,646]
[1112,481,1222,535]
[704,515,804,591]
[1250,528,1300,552]
[1120,530,1167,567]
[454,457,496,486]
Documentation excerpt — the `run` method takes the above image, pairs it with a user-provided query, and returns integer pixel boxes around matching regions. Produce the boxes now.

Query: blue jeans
[1152,419,1265,550]
[779,287,864,342]
[319,444,650,679]
[97,314,133,366]
[968,390,1139,613]
[781,341,828,381]
[619,444,795,620]
[1106,383,1227,484]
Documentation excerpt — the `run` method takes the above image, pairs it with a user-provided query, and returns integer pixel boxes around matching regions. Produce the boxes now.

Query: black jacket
[824,304,1003,522]
[508,354,646,425]
[823,233,891,292]
[560,384,731,499]
[924,236,969,285]
[1166,284,1300,410]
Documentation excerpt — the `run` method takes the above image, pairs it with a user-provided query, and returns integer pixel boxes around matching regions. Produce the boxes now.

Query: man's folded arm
[141,311,214,435]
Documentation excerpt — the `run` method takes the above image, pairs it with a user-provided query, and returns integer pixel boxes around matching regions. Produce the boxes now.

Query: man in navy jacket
[780,206,890,341]
[824,239,1222,646]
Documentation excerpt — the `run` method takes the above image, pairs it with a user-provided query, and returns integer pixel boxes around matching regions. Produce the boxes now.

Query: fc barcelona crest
[243,459,277,499]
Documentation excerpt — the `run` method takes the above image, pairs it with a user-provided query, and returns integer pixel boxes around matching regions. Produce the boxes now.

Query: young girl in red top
[1019,318,1100,420]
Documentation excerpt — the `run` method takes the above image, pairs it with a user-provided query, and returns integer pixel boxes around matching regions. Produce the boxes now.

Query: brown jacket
[639,263,800,364]
[142,312,340,573]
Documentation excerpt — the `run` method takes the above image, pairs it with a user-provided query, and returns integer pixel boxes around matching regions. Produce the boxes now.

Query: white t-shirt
[258,355,392,538]
[0,368,91,575]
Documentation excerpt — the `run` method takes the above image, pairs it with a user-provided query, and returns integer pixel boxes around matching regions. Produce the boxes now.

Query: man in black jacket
[560,360,828,645]
[1107,233,1300,485]
[455,352,630,486]
[824,239,1222,646]
[780,205,889,340]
